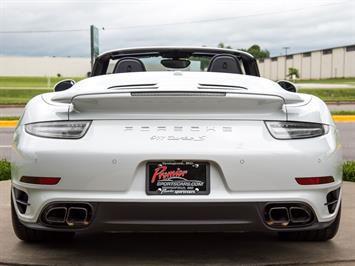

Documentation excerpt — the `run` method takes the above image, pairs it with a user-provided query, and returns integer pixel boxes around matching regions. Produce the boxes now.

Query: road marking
[0,145,11,148]
[332,115,355,122]
[0,115,355,127]
[0,121,17,127]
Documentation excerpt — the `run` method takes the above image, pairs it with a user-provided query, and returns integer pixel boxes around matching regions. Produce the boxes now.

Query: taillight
[25,121,91,139]
[20,176,61,185]
[265,121,329,139]
[295,176,334,185]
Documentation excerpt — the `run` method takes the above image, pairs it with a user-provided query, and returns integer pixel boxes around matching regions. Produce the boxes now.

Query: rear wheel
[11,196,75,242]
[278,204,341,241]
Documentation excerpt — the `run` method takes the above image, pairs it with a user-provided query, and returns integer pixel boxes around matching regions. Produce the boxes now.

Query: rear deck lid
[50,72,305,120]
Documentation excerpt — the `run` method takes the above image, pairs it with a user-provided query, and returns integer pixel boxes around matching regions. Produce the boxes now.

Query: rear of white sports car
[11,48,342,242]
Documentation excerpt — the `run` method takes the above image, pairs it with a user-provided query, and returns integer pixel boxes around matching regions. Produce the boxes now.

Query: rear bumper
[20,201,336,233]
[12,182,342,225]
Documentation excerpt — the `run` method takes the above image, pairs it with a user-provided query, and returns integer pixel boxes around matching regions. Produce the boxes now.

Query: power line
[0,29,88,34]
[106,1,348,31]
[0,1,348,34]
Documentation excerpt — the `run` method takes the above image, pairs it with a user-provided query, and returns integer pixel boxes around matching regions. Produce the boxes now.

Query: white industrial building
[0,44,354,79]
[258,44,355,80]
[0,56,90,77]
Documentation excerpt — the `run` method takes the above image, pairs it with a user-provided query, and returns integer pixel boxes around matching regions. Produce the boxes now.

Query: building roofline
[267,43,355,59]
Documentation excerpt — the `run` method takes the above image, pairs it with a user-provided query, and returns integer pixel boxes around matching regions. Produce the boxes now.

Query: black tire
[278,204,341,241]
[11,196,75,242]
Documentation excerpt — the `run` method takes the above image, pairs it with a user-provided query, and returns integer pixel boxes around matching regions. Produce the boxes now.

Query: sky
[0,0,354,57]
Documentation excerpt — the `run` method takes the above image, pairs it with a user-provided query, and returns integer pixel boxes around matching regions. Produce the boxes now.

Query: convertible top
[91,46,260,77]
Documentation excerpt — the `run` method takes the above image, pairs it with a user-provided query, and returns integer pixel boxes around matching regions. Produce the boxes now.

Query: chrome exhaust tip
[264,203,315,228]
[44,207,67,224]
[289,206,312,224]
[41,203,93,228]
[267,207,290,226]
[66,207,89,226]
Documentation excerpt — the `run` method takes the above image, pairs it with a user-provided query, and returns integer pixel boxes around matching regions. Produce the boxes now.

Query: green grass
[0,160,11,181]
[0,89,51,105]
[299,88,355,102]
[0,76,86,105]
[295,78,355,84]
[1,159,355,182]
[0,76,85,89]
[331,111,355,115]
[343,161,355,182]
[0,116,20,120]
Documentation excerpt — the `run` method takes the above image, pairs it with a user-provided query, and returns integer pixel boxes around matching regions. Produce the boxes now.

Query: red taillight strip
[295,176,334,185]
[20,176,61,185]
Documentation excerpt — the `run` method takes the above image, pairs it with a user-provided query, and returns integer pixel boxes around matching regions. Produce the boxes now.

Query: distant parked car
[11,47,342,242]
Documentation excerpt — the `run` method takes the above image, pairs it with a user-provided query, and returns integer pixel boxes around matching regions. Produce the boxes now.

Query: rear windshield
[107,55,214,74]
[92,48,260,77]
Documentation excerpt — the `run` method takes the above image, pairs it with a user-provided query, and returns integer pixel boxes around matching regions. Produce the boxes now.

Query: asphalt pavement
[0,107,23,117]
[0,127,12,160]
[328,103,355,111]
[0,180,354,265]
[336,123,355,160]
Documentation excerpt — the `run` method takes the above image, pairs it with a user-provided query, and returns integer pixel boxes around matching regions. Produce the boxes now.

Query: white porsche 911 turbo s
[11,47,342,242]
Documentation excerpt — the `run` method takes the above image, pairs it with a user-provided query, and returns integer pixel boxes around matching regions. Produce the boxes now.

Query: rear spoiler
[63,91,289,121]
[52,88,304,105]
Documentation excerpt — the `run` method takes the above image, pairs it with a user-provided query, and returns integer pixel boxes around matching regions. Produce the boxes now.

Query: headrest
[207,54,243,74]
[113,57,146,73]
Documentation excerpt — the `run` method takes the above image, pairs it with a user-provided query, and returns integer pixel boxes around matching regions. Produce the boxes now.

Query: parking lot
[0,180,354,265]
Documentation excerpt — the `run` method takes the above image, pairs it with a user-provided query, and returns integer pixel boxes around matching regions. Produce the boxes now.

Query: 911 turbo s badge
[150,135,206,141]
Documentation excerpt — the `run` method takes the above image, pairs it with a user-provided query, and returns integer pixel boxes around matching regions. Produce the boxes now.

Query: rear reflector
[20,176,61,185]
[295,176,334,185]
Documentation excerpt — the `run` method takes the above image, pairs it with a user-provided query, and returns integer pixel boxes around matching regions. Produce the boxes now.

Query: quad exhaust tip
[268,207,290,226]
[42,203,93,227]
[66,207,89,226]
[289,206,312,224]
[45,207,67,224]
[265,204,313,227]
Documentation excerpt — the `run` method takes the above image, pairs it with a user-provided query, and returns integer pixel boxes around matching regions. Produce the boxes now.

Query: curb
[332,115,355,122]
[1,116,355,127]
[0,121,17,127]
[0,104,26,108]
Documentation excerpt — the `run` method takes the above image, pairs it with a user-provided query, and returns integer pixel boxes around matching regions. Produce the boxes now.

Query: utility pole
[90,25,99,72]
[283,46,290,79]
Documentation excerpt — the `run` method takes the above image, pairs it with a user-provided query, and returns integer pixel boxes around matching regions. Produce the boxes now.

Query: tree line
[217,42,270,60]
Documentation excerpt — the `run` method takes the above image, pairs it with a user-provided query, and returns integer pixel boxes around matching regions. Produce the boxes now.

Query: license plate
[146,161,210,195]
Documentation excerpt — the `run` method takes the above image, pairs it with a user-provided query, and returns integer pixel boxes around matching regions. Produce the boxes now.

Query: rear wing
[66,91,287,120]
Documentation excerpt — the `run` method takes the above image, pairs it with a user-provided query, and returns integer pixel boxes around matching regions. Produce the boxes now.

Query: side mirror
[53,79,75,92]
[277,80,297,93]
